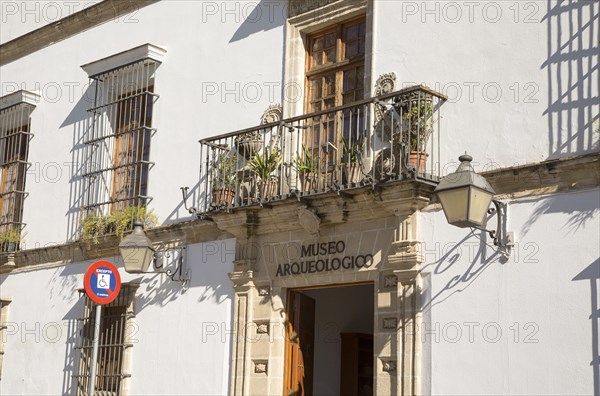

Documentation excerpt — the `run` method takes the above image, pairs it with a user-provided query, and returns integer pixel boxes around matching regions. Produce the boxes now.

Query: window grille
[0,93,36,251]
[0,298,11,381]
[83,59,159,216]
[74,284,137,396]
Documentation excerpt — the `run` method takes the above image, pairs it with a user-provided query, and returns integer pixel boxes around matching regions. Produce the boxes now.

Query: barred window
[75,284,137,395]
[0,91,38,252]
[0,298,11,381]
[110,82,154,213]
[81,44,165,216]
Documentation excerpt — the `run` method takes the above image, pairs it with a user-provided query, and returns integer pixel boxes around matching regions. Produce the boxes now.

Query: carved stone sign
[275,240,374,277]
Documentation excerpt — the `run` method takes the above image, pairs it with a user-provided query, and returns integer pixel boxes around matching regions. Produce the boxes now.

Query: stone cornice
[0,0,160,66]
[1,153,597,274]
[288,0,367,32]
[0,218,226,273]
[210,179,436,237]
[484,152,599,199]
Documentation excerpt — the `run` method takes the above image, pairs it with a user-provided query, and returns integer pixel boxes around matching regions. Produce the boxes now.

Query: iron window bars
[82,59,159,218]
[74,284,137,396]
[0,94,37,252]
[198,85,446,215]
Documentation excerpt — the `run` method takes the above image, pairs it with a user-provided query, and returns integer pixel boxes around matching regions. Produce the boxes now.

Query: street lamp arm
[153,246,188,283]
[487,200,508,247]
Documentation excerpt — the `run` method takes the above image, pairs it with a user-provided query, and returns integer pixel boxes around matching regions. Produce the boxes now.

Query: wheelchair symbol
[97,273,110,290]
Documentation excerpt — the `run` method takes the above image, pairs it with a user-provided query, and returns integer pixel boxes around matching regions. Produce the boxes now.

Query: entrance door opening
[284,283,374,396]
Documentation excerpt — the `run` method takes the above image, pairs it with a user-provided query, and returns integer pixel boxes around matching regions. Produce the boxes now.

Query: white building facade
[0,1,598,395]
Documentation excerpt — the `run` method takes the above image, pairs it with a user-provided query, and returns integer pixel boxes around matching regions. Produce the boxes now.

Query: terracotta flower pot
[342,163,363,185]
[211,188,236,208]
[407,151,428,173]
[299,172,318,192]
[257,177,279,200]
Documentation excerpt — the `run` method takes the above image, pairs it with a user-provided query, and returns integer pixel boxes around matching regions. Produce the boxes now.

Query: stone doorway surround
[213,179,434,395]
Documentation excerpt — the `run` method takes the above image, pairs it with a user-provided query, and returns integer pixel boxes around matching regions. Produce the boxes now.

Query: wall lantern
[119,222,188,282]
[434,154,513,248]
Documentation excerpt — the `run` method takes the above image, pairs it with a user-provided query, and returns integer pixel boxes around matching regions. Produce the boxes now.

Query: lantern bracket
[478,200,513,249]
[153,246,188,283]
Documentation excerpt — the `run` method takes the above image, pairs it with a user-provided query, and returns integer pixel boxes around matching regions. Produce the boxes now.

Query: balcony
[198,85,447,215]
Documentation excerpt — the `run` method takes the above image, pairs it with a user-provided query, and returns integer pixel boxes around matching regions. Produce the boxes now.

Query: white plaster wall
[1,0,597,247]
[421,189,600,395]
[373,1,599,168]
[0,239,235,395]
[0,0,286,246]
[303,284,374,396]
[0,0,99,44]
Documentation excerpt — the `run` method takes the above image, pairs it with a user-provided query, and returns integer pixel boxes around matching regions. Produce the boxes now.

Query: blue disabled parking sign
[84,260,122,305]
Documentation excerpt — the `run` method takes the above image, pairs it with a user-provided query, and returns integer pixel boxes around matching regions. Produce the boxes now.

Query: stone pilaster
[375,213,424,395]
[222,210,260,395]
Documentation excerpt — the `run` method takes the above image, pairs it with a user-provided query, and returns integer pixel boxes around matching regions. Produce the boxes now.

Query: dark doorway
[284,283,374,396]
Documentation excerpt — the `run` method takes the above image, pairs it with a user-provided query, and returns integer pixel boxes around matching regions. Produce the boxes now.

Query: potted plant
[402,97,434,172]
[293,146,319,192]
[234,130,263,159]
[113,206,158,240]
[210,150,237,208]
[329,136,365,185]
[248,147,281,200]
[340,136,364,184]
[81,206,157,246]
[81,212,117,245]
[0,229,21,253]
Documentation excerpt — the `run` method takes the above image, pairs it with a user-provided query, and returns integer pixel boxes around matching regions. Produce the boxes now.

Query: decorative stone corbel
[232,258,256,273]
[297,206,321,237]
[373,72,401,179]
[260,103,283,153]
[212,210,260,239]
[261,103,283,124]
[375,72,397,97]
[374,72,397,122]
[1,253,16,270]
[387,240,423,270]
[228,270,257,290]
[376,182,436,219]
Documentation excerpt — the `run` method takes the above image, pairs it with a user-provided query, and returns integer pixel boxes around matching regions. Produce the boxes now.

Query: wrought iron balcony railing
[198,85,446,215]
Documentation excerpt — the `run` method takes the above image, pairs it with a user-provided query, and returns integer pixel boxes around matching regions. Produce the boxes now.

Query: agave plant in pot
[402,97,434,173]
[329,136,365,185]
[210,150,237,208]
[294,146,319,192]
[340,136,364,184]
[249,147,282,201]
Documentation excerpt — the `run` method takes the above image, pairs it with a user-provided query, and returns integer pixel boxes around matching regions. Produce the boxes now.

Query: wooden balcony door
[304,17,366,181]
